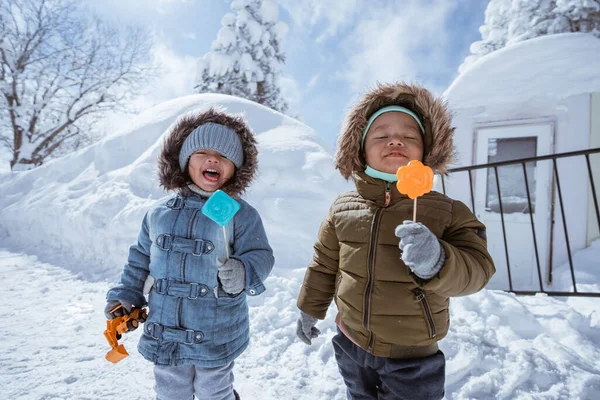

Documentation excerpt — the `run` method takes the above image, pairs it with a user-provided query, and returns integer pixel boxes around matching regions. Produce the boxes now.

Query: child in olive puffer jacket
[296,82,495,400]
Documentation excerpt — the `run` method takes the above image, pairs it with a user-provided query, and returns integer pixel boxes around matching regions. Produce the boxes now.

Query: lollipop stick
[223,226,229,259]
[413,198,417,222]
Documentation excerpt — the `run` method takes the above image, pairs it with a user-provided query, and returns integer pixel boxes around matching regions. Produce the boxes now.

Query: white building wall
[447,93,592,286]
[550,94,590,273]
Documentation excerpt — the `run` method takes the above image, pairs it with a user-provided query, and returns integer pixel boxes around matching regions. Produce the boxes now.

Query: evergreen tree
[194,0,289,114]
[459,0,600,73]
[555,0,600,33]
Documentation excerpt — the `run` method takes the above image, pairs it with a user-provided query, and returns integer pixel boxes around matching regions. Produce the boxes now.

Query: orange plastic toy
[396,160,434,221]
[103,305,147,363]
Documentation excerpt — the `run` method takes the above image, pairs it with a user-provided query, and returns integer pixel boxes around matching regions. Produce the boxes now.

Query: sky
[82,0,487,149]
[1,92,599,399]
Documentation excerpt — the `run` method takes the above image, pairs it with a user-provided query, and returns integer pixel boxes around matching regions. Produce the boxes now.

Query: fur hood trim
[334,82,456,178]
[157,107,258,198]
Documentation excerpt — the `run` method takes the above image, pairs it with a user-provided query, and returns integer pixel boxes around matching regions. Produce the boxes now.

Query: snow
[458,0,600,73]
[215,26,237,50]
[549,239,600,293]
[0,94,345,280]
[260,0,279,23]
[446,33,600,109]
[1,94,600,399]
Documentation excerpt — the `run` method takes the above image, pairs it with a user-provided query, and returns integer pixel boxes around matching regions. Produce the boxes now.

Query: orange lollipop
[396,160,434,221]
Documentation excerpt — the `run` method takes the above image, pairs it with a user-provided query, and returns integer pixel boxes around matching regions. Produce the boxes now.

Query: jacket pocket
[414,289,437,339]
[214,293,248,345]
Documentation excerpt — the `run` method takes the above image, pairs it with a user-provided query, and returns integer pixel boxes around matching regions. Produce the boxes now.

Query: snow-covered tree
[459,0,600,73]
[194,0,289,114]
[555,0,600,33]
[0,0,154,170]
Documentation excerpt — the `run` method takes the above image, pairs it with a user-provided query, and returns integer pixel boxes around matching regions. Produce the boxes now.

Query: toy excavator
[103,304,147,363]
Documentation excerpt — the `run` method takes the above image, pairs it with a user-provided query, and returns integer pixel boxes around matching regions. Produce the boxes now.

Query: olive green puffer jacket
[297,173,495,357]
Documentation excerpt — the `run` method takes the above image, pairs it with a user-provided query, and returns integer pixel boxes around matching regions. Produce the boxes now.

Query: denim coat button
[249,289,256,295]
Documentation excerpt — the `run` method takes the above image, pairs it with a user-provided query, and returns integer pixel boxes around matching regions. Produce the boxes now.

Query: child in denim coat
[105,108,274,400]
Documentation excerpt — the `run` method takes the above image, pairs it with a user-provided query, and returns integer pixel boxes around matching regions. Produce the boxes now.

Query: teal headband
[364,165,398,182]
[361,105,425,149]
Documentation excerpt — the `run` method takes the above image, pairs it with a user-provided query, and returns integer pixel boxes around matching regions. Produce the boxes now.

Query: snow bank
[446,33,600,108]
[0,94,351,280]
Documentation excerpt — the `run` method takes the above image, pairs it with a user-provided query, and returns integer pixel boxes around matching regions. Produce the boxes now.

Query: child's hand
[394,221,446,280]
[104,300,134,320]
[296,311,320,345]
[217,258,246,295]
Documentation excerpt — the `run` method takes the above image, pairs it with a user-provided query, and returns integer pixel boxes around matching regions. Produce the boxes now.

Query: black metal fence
[440,147,600,297]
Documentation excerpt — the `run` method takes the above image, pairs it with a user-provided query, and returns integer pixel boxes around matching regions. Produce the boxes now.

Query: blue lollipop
[201,190,240,258]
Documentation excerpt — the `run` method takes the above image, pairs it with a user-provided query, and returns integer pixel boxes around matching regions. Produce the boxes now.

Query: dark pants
[332,330,445,400]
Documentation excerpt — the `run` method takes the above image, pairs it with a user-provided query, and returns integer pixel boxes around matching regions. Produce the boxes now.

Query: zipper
[384,182,391,207]
[363,208,384,352]
[362,184,392,352]
[414,289,437,338]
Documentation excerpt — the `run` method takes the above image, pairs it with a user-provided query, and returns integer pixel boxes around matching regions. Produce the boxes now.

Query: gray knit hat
[178,122,244,170]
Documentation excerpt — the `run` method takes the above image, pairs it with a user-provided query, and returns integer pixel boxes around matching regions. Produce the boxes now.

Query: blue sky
[85,0,487,148]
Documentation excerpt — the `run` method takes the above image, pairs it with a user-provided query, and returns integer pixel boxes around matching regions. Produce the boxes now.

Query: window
[486,137,537,213]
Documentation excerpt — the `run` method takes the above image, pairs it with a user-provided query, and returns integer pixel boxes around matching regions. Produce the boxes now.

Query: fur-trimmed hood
[158,108,258,198]
[334,82,456,178]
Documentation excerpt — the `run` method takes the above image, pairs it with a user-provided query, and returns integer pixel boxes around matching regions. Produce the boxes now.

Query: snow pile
[447,33,600,108]
[0,94,350,280]
[549,239,600,293]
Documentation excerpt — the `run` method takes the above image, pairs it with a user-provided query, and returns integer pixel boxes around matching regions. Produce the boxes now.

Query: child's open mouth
[202,168,221,182]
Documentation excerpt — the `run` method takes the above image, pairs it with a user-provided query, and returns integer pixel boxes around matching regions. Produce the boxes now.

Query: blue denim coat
[107,193,274,366]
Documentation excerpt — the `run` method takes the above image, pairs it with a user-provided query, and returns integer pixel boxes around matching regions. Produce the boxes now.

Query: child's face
[187,149,235,192]
[363,112,424,174]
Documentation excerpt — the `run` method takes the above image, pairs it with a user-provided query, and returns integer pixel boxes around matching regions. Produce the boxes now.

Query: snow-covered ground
[1,94,600,399]
[1,248,599,400]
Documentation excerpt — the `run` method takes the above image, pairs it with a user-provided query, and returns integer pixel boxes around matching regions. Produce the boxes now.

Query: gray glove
[394,221,446,280]
[296,311,320,345]
[217,257,246,295]
[104,299,134,320]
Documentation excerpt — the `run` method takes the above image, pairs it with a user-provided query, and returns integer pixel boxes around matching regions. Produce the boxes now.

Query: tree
[0,0,154,170]
[554,0,600,33]
[194,0,289,114]
[459,0,600,73]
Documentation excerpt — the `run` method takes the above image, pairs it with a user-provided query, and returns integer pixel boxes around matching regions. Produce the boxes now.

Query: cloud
[279,75,302,119]
[182,32,197,40]
[277,0,362,41]
[100,41,197,135]
[277,0,457,95]
[340,1,457,94]
[306,75,319,91]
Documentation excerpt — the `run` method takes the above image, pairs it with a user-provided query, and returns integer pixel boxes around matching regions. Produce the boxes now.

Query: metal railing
[440,147,600,297]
